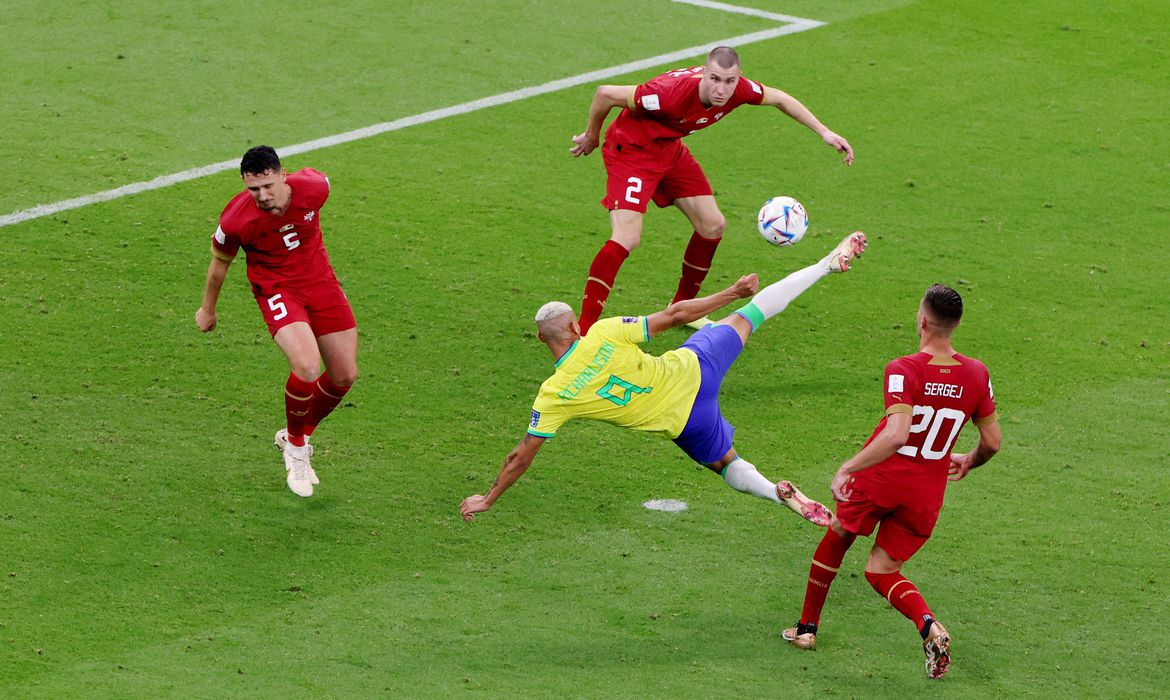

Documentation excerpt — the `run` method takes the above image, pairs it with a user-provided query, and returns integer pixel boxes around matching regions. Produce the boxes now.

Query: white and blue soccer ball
[757,196,809,246]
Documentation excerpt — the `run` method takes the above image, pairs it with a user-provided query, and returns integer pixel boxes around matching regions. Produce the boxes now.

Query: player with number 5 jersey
[782,284,1002,681]
[196,146,358,498]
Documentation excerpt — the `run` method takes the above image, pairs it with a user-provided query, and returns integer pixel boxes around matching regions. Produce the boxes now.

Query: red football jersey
[857,351,998,509]
[605,67,766,150]
[212,168,336,296]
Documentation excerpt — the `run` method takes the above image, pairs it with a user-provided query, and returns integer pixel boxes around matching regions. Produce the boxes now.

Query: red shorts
[600,141,712,213]
[835,479,942,562]
[253,277,356,337]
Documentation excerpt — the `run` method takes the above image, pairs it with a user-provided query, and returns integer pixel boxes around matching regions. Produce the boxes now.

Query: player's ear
[570,318,582,338]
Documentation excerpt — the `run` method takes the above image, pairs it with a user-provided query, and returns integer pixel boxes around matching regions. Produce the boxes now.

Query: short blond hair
[534,301,573,324]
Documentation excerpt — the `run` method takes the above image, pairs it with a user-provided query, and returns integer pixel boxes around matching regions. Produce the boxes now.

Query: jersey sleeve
[632,79,667,115]
[882,358,918,415]
[296,168,331,209]
[528,393,568,438]
[972,367,999,426]
[211,207,243,261]
[631,68,699,115]
[588,316,650,345]
[734,75,766,106]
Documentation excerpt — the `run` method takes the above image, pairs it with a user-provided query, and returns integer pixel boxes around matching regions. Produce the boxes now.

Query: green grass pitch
[1,0,1168,696]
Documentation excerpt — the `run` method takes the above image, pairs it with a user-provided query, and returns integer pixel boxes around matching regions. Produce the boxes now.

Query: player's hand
[830,468,853,502]
[948,452,976,481]
[570,132,599,157]
[195,307,217,332]
[731,273,759,298]
[822,131,854,166]
[460,494,492,521]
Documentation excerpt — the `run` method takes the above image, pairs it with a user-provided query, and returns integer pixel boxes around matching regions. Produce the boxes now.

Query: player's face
[700,62,741,107]
[242,169,290,212]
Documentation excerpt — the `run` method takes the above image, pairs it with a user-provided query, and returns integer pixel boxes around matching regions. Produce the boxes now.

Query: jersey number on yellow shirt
[597,375,653,406]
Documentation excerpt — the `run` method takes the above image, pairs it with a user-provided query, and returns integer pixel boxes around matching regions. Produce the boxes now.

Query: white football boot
[826,231,868,273]
[283,442,314,498]
[274,428,319,484]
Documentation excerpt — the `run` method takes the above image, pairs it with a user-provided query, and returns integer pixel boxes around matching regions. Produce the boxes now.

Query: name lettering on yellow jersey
[556,341,617,401]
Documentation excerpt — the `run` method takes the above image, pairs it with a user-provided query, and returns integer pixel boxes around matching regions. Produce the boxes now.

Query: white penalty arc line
[0,1,824,229]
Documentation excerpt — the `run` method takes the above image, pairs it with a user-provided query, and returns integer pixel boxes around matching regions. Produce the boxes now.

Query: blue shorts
[672,323,744,464]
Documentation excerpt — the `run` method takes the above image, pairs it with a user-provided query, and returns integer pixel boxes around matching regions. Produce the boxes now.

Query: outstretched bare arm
[461,433,547,521]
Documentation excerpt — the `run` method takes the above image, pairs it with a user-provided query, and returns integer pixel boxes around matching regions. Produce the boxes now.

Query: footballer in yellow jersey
[527,315,701,441]
[461,233,868,529]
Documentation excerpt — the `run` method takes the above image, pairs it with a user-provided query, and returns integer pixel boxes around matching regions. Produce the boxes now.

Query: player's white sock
[721,458,781,503]
[734,261,828,331]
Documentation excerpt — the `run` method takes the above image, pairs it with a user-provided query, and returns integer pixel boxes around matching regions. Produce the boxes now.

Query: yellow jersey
[527,316,702,439]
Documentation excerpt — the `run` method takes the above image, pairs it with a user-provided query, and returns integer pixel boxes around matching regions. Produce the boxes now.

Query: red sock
[865,571,934,633]
[284,373,315,447]
[305,372,350,437]
[800,528,853,626]
[579,240,630,334]
[672,232,721,303]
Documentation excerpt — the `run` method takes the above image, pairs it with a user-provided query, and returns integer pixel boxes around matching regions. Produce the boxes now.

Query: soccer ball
[757,196,809,246]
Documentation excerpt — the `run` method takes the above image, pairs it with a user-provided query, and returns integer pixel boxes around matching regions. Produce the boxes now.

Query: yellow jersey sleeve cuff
[527,429,556,439]
[885,403,913,416]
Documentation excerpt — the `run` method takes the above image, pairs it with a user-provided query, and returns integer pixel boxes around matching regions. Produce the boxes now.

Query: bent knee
[696,215,726,239]
[290,364,322,382]
[331,367,359,388]
[611,231,641,251]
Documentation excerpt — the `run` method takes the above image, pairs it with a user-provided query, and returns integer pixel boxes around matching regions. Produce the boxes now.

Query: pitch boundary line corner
[0,2,825,229]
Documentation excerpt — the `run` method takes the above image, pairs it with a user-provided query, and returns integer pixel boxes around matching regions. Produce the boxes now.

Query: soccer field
[2,0,1168,696]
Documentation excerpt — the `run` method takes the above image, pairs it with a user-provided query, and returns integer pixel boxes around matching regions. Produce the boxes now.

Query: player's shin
[304,372,350,437]
[864,571,934,632]
[580,240,629,333]
[800,528,852,627]
[284,373,316,446]
[732,261,828,332]
[720,458,782,502]
[672,231,721,303]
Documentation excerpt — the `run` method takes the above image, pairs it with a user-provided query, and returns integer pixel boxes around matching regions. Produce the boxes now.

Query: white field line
[0,2,825,229]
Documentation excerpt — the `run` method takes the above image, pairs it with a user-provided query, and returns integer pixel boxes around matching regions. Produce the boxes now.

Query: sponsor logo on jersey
[621,317,638,323]
[641,94,661,111]
[696,117,708,125]
[888,374,905,393]
[304,210,316,221]
[213,226,226,244]
[279,224,295,233]
[530,410,541,427]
